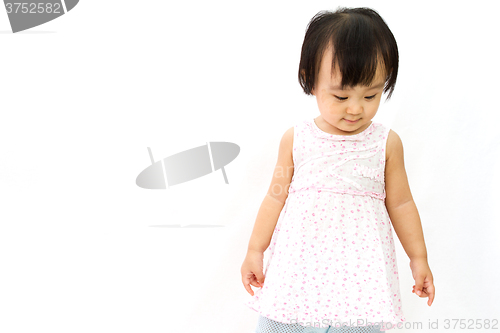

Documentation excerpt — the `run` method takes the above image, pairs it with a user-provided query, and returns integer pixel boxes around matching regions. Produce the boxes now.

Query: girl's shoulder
[277,125,295,163]
[385,129,403,163]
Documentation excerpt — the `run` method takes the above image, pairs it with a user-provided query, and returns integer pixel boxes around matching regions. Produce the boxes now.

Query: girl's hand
[409,258,435,306]
[241,250,265,296]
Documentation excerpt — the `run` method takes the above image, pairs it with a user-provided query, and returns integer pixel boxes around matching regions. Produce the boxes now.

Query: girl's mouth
[344,118,360,124]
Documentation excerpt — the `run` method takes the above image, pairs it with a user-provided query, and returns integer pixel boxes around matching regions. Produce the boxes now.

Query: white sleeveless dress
[244,119,406,331]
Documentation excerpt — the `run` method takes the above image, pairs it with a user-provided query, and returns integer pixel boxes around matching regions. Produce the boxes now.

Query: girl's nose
[346,103,363,115]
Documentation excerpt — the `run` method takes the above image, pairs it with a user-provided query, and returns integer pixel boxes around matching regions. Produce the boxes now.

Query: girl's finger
[243,282,254,296]
[426,284,435,306]
[418,289,430,298]
[428,291,435,306]
[250,280,262,288]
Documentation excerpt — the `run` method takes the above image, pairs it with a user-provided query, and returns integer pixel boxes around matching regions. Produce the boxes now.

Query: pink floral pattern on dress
[244,119,406,331]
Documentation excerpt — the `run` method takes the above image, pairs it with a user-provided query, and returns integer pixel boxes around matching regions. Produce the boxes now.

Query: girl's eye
[334,94,377,101]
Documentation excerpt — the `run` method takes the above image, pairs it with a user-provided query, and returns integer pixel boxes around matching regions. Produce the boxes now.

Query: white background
[1,1,499,332]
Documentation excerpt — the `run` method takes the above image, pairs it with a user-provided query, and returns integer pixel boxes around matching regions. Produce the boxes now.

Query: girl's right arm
[241,126,294,296]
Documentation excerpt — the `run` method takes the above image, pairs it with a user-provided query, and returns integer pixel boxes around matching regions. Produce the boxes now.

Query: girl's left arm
[384,129,435,306]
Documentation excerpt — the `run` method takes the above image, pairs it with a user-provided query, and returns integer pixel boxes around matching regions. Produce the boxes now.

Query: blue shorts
[254,315,383,333]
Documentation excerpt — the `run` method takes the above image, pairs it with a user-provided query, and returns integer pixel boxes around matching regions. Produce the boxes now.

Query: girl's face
[311,46,387,136]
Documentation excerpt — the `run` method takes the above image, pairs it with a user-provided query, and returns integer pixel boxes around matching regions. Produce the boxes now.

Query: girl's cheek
[319,93,328,104]
[329,100,339,109]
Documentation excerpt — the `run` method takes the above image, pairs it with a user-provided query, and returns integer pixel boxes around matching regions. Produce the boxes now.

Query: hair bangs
[330,14,384,90]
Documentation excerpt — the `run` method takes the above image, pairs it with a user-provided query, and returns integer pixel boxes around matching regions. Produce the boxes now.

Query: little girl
[241,7,435,333]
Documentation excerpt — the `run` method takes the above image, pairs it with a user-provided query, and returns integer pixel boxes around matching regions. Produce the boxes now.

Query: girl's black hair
[298,7,399,99]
